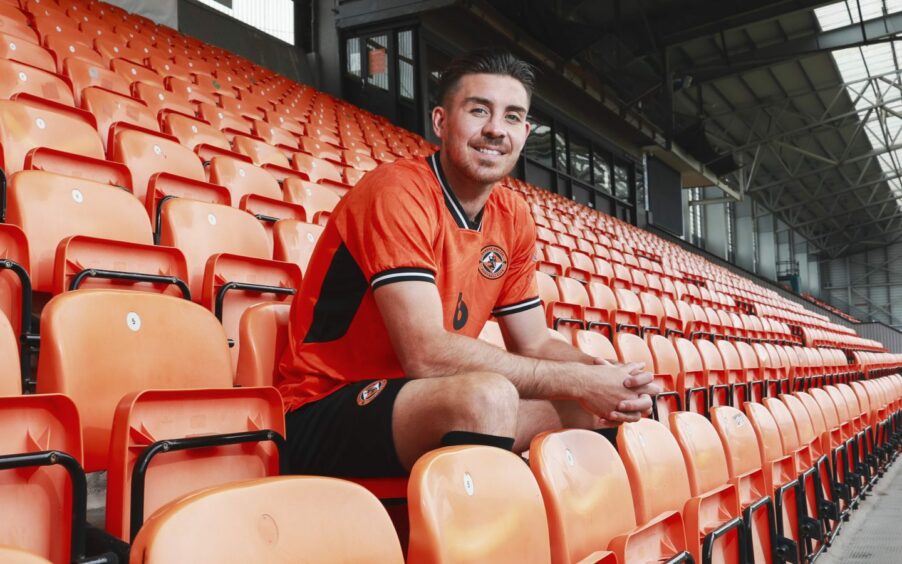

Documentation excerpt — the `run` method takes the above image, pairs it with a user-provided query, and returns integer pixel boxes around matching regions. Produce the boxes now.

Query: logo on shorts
[479,245,508,279]
[357,379,388,406]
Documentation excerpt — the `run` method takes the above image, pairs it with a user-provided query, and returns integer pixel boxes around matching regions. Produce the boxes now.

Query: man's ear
[431,106,445,139]
[524,119,532,137]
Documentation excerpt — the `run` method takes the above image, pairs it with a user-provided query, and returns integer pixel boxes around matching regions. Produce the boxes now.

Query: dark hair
[437,48,536,106]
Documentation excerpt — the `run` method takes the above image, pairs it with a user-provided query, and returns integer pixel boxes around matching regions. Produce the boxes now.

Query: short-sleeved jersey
[277,152,539,411]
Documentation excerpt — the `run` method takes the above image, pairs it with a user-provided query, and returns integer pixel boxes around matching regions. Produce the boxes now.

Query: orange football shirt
[277,153,539,411]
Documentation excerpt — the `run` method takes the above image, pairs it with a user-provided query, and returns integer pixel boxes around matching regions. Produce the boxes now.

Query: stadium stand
[0,0,900,562]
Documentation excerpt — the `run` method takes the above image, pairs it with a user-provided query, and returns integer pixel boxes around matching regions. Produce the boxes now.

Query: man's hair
[437,48,536,106]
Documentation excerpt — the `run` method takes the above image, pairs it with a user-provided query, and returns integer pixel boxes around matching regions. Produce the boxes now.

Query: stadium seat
[711,405,791,563]
[407,445,552,563]
[617,418,744,564]
[105,387,285,541]
[0,31,56,72]
[0,311,19,394]
[0,59,74,105]
[157,198,301,367]
[130,477,404,563]
[80,85,159,151]
[62,57,130,105]
[0,394,85,563]
[742,402,807,559]
[35,290,234,472]
[207,154,282,202]
[235,302,290,388]
[5,170,188,297]
[0,95,105,211]
[272,220,323,274]
[529,429,691,564]
[282,176,341,219]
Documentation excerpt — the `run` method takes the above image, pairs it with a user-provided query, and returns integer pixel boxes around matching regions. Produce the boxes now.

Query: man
[278,49,659,477]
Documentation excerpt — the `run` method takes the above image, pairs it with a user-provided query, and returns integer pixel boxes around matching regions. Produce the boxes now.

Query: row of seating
[78,376,902,563]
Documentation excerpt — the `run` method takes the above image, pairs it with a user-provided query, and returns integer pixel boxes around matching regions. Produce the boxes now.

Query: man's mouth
[474,146,505,156]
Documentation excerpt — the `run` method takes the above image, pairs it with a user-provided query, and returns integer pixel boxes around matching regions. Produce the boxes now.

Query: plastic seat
[572,329,616,361]
[272,220,323,274]
[716,340,749,407]
[617,418,744,564]
[109,126,206,206]
[43,34,104,72]
[62,57,130,105]
[529,429,690,564]
[0,223,28,375]
[235,302,290,388]
[711,406,786,564]
[110,57,162,88]
[160,111,230,153]
[197,101,251,133]
[81,86,158,151]
[407,445,552,564]
[742,402,806,559]
[0,311,19,394]
[646,333,684,419]
[105,387,285,541]
[0,95,105,196]
[291,151,344,184]
[282,177,341,220]
[158,198,301,368]
[0,394,85,563]
[131,477,404,563]
[131,81,195,118]
[208,154,282,201]
[613,288,657,335]
[233,134,290,168]
[696,339,731,408]
[0,31,55,72]
[164,75,215,105]
[5,169,188,297]
[0,58,74,105]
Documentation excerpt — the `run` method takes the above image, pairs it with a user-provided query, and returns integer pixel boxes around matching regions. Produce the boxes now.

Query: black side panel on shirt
[303,242,369,343]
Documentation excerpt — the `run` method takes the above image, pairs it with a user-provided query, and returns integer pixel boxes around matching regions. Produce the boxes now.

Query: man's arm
[373,281,657,421]
[497,304,599,363]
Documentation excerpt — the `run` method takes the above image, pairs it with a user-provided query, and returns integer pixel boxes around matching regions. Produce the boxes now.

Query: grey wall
[177,0,313,85]
[821,243,902,328]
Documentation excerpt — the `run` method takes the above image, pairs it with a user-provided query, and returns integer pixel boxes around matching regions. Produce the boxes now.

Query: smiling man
[278,49,659,477]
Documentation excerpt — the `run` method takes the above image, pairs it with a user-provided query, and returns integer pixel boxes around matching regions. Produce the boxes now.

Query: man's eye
[506,114,522,122]
[471,107,488,116]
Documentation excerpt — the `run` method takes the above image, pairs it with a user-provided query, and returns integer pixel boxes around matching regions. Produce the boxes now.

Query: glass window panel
[569,134,591,182]
[554,129,568,172]
[346,37,361,77]
[399,60,414,100]
[592,149,611,194]
[614,164,630,200]
[398,30,414,60]
[525,112,553,168]
[366,35,389,91]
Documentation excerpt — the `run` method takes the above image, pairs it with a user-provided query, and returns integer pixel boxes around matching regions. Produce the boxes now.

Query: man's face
[432,73,531,186]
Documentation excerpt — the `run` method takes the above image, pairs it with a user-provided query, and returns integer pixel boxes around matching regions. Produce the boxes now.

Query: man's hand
[589,358,660,422]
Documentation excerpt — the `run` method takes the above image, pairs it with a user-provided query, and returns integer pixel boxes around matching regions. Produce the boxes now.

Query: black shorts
[284,378,411,478]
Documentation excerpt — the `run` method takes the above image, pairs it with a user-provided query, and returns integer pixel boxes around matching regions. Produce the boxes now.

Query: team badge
[357,379,388,406]
[479,245,508,279]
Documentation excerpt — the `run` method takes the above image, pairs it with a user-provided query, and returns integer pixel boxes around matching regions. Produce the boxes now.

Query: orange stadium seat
[0,31,56,72]
[272,220,323,274]
[130,477,404,564]
[0,394,84,564]
[80,85,158,150]
[618,418,744,563]
[530,429,691,564]
[407,445,552,564]
[0,58,74,105]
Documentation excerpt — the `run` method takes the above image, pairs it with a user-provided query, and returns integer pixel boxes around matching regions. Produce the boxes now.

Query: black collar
[429,152,484,231]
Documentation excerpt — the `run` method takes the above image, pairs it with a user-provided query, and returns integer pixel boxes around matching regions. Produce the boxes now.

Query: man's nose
[481,115,505,138]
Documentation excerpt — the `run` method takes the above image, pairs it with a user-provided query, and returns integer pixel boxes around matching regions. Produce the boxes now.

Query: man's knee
[440,372,519,431]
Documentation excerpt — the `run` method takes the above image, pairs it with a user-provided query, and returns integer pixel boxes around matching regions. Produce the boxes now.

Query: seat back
[235,303,290,388]
[105,387,284,541]
[529,430,637,564]
[0,96,103,176]
[131,476,404,563]
[208,155,282,202]
[557,276,589,307]
[158,198,271,301]
[669,411,731,496]
[0,311,19,394]
[573,330,616,360]
[162,112,230,152]
[780,394,818,448]
[81,86,159,151]
[613,332,654,370]
[283,177,341,217]
[110,128,205,204]
[743,402,787,467]
[586,281,616,310]
[617,418,691,525]
[6,170,152,292]
[408,445,552,563]
[0,394,82,563]
[0,59,74,105]
[272,220,323,274]
[710,406,764,480]
[35,290,233,472]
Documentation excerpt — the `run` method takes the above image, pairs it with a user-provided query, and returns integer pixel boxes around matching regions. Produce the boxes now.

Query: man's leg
[392,372,520,470]
[513,399,605,453]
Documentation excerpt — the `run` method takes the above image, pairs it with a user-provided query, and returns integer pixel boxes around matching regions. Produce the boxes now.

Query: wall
[822,243,902,328]
[177,0,313,84]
